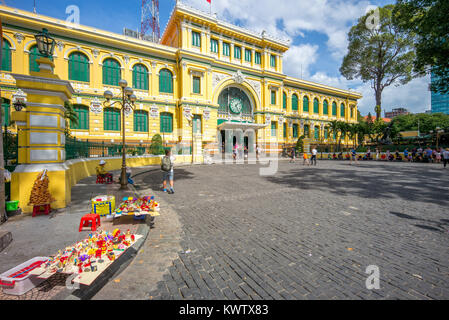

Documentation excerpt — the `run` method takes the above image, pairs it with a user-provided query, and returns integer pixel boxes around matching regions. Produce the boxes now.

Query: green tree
[295,135,305,153]
[393,0,449,94]
[328,120,340,151]
[150,134,165,155]
[64,101,78,137]
[338,122,350,150]
[340,4,416,120]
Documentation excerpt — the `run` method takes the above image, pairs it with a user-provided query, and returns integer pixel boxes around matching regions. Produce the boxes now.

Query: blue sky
[9,0,431,115]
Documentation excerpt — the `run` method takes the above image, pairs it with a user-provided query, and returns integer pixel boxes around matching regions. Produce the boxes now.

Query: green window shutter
[292,94,298,111]
[340,103,345,117]
[283,92,287,109]
[29,45,46,72]
[102,59,121,86]
[304,125,309,138]
[314,126,319,139]
[69,52,89,82]
[211,39,218,53]
[283,123,287,138]
[192,31,201,47]
[2,39,12,71]
[2,100,10,126]
[255,52,261,64]
[104,108,120,131]
[324,127,328,139]
[271,91,276,105]
[323,100,328,115]
[160,112,173,133]
[193,115,201,133]
[350,107,354,118]
[244,49,251,62]
[71,105,89,130]
[159,69,173,93]
[223,43,230,56]
[314,98,319,114]
[133,64,148,90]
[234,46,241,59]
[271,121,277,136]
[192,76,200,94]
[270,55,276,67]
[332,102,337,116]
[303,96,309,112]
[293,124,298,138]
[134,110,148,132]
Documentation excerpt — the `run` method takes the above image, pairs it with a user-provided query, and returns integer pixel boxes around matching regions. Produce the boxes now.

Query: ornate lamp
[34,28,56,58]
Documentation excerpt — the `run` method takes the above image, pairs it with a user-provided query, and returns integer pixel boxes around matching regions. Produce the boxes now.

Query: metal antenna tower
[141,0,160,43]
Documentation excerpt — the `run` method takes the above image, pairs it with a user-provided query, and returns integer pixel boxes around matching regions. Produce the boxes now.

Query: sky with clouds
[11,0,431,115]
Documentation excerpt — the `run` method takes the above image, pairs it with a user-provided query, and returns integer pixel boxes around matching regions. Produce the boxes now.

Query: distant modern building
[431,72,449,114]
[384,108,410,118]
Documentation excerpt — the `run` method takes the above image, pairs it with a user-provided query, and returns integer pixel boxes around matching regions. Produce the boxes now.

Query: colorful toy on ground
[18,229,142,288]
[112,196,160,218]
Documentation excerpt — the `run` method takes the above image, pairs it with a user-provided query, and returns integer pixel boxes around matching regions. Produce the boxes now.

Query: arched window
[283,92,287,109]
[102,58,121,86]
[323,100,328,115]
[134,110,148,132]
[313,98,319,114]
[29,45,50,72]
[303,96,309,112]
[104,107,121,131]
[332,102,337,116]
[217,86,253,117]
[159,69,173,93]
[340,103,345,117]
[292,94,298,111]
[133,64,149,90]
[303,124,309,138]
[2,98,10,126]
[2,39,12,71]
[68,52,90,82]
[293,124,298,138]
[314,126,320,139]
[71,105,89,129]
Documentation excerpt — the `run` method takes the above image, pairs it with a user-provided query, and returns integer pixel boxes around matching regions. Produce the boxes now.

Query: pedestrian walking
[442,148,449,168]
[256,144,261,161]
[311,147,317,165]
[289,147,296,163]
[161,148,176,194]
[303,152,310,166]
[350,147,358,165]
[375,148,380,160]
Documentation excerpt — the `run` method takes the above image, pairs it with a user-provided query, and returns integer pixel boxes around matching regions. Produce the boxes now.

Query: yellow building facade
[1,2,362,158]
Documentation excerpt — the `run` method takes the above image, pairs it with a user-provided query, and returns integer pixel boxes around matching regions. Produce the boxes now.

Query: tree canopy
[390,113,449,133]
[393,0,449,94]
[340,4,417,120]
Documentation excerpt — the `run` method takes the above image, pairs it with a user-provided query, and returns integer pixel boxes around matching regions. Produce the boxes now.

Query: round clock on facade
[229,98,243,114]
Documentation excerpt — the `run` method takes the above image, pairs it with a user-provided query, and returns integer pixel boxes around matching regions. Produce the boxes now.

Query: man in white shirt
[311,147,317,166]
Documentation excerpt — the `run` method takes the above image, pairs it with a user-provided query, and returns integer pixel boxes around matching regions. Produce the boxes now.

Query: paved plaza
[94,160,449,300]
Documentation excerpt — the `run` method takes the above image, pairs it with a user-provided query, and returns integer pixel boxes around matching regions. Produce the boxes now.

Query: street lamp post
[103,80,137,190]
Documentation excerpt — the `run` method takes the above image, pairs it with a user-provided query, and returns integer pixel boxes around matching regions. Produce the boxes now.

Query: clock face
[229,98,243,114]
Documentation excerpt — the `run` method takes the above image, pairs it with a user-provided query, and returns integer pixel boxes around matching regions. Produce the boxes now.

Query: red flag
[206,0,211,3]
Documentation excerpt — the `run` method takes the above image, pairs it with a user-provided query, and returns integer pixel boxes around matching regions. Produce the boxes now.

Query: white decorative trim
[90,97,103,114]
[13,33,24,45]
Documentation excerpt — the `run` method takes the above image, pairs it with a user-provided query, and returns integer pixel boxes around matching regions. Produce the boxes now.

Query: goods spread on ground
[28,169,55,206]
[25,229,142,286]
[112,196,160,218]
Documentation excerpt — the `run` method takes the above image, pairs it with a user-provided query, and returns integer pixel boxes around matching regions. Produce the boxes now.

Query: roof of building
[363,116,392,123]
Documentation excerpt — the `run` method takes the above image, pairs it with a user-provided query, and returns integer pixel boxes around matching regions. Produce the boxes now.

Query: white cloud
[354,75,431,115]
[283,44,319,79]
[180,0,430,115]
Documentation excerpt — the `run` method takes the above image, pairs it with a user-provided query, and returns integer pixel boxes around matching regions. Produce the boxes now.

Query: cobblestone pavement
[95,160,449,300]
